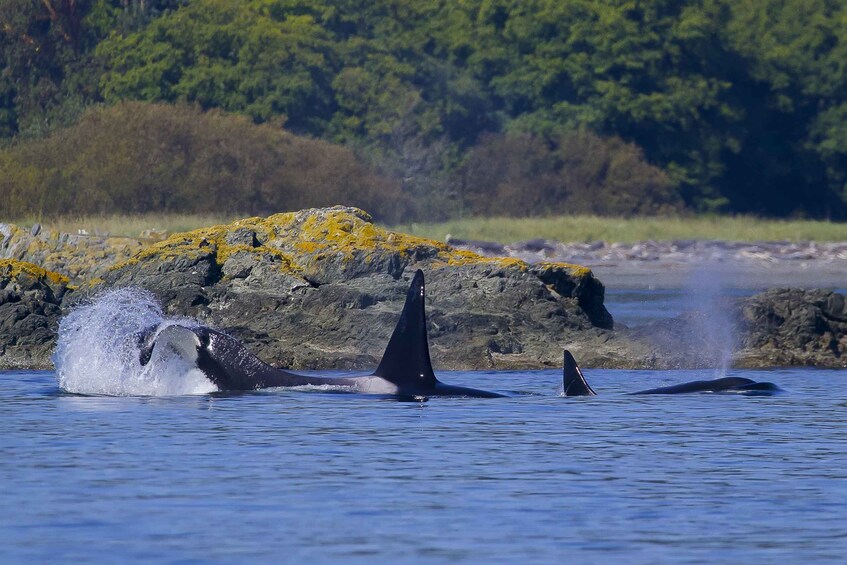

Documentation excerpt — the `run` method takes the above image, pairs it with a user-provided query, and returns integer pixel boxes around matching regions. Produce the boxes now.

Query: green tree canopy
[3,0,847,219]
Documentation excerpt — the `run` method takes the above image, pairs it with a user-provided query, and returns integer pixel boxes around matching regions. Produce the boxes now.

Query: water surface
[2,368,846,563]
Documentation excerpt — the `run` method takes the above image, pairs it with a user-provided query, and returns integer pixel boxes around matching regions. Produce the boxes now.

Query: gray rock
[0,261,69,370]
[1,208,845,371]
[735,289,847,367]
[0,222,142,283]
[615,288,847,369]
[76,207,615,370]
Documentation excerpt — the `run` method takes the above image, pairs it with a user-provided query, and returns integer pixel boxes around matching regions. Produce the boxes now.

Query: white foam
[284,384,358,393]
[354,376,399,395]
[53,288,217,396]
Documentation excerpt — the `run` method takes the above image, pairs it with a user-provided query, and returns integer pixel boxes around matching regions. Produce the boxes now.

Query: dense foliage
[0,102,410,221]
[2,0,847,219]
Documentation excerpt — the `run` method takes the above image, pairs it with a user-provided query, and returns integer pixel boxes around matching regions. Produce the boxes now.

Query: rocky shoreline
[0,222,142,284]
[1,207,845,370]
[448,236,847,264]
[447,236,847,289]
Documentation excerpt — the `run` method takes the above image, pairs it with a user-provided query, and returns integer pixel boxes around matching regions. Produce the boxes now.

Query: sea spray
[54,288,217,395]
[680,262,738,374]
[636,261,742,370]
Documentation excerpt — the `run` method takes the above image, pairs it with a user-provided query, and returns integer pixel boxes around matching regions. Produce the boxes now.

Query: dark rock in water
[0,260,69,369]
[617,288,847,369]
[531,262,612,329]
[510,239,557,254]
[735,289,847,367]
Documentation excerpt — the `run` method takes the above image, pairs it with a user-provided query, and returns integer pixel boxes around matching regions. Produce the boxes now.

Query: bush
[557,131,682,216]
[0,101,412,222]
[459,131,682,217]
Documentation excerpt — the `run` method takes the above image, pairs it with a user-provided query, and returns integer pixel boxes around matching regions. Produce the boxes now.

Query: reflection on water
[2,369,847,563]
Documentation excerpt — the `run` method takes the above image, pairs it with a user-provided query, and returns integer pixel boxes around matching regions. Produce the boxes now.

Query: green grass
[4,212,846,243]
[388,215,847,243]
[6,213,239,238]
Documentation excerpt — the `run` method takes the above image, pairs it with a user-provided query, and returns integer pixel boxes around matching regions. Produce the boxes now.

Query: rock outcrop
[0,259,69,369]
[0,207,844,370]
[0,222,142,283]
[735,289,847,367]
[88,206,614,369]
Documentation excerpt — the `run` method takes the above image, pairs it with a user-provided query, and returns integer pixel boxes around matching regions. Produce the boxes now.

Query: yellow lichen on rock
[0,258,70,286]
[105,206,595,285]
[121,221,301,276]
[263,207,534,273]
[536,261,594,280]
[276,207,446,259]
[438,250,529,270]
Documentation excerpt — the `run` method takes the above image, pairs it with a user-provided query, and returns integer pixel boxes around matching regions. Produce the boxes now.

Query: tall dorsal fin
[563,350,596,396]
[372,269,438,390]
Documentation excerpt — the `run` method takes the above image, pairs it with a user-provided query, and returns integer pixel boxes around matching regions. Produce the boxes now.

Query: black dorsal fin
[372,269,438,390]
[563,350,596,396]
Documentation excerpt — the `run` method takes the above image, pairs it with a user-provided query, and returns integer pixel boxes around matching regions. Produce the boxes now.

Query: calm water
[2,367,847,563]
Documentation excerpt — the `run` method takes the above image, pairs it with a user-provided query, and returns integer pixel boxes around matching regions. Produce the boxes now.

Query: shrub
[459,131,682,217]
[0,101,411,222]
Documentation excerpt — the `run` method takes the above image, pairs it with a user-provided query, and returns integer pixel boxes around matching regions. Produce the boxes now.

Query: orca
[630,378,782,395]
[139,270,506,398]
[562,350,781,396]
[562,350,596,396]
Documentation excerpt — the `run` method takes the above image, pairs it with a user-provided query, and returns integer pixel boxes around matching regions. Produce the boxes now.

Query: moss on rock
[95,206,614,370]
[0,223,142,283]
[114,206,602,291]
[0,259,71,301]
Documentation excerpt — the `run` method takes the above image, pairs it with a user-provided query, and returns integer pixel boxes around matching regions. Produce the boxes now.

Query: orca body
[562,350,782,397]
[139,270,506,398]
[631,378,782,396]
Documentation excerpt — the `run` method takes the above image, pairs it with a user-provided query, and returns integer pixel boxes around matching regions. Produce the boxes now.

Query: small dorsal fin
[563,350,596,396]
[372,269,438,390]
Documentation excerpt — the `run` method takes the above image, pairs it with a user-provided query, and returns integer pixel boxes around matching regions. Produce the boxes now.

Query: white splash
[54,288,217,396]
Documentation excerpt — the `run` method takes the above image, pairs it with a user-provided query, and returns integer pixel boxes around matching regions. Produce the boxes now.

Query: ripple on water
[2,368,847,562]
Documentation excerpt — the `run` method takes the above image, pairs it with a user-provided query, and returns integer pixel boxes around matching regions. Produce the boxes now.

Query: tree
[98,0,338,134]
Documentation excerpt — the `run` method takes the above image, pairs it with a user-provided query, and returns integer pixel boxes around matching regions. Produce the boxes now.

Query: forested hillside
[2,0,847,220]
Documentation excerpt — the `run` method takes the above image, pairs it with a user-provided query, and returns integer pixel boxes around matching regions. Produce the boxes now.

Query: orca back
[631,377,782,395]
[632,376,757,395]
